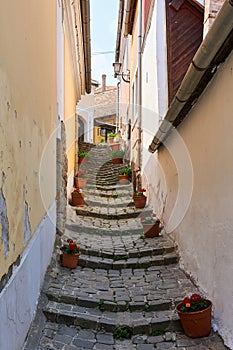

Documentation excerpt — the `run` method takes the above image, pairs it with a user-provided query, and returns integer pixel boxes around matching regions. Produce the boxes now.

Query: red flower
[68,243,76,251]
[182,297,191,305]
[67,239,73,243]
[190,294,201,302]
[139,188,146,192]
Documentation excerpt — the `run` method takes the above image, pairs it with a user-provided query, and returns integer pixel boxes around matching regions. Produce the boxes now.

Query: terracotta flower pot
[61,253,80,268]
[118,175,130,185]
[108,137,114,143]
[143,223,161,238]
[176,301,212,338]
[78,157,88,165]
[112,157,123,164]
[110,143,120,151]
[133,195,147,208]
[71,192,85,206]
[74,177,87,188]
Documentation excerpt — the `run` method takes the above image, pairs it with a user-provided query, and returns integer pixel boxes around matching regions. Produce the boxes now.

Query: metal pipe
[149,0,233,153]
[124,0,131,37]
[115,0,124,62]
[137,0,142,186]
[116,81,120,132]
[80,0,91,94]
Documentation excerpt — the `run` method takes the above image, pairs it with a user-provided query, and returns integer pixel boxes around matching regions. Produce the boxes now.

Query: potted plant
[60,238,80,268]
[74,170,88,188]
[71,188,85,206]
[176,293,212,338]
[78,151,88,164]
[118,167,132,184]
[112,149,124,164]
[133,188,147,208]
[141,217,161,238]
[107,132,116,144]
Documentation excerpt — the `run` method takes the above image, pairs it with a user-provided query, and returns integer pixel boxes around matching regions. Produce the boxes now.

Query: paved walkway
[23,143,228,350]
[23,207,228,350]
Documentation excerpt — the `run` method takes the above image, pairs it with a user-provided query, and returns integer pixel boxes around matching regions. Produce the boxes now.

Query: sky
[89,0,205,87]
[90,0,119,87]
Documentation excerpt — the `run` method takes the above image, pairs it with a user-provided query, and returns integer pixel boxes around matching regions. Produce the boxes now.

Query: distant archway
[78,117,85,142]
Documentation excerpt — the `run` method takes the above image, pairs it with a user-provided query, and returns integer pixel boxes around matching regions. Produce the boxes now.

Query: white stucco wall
[0,203,56,350]
[156,52,233,349]
[141,1,168,212]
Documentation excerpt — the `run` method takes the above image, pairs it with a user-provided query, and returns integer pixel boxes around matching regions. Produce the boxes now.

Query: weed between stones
[114,326,132,340]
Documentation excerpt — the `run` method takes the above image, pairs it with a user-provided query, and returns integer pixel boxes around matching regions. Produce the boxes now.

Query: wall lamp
[113,62,130,83]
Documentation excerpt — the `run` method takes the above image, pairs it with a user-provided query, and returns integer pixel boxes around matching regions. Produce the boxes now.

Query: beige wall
[64,30,77,177]
[0,0,56,278]
[153,51,233,348]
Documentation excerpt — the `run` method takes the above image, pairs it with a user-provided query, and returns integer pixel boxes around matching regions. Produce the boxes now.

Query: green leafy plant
[114,326,132,340]
[178,294,210,312]
[75,170,87,178]
[141,217,160,225]
[133,188,146,196]
[151,329,166,336]
[108,132,117,138]
[73,187,82,194]
[60,239,80,255]
[99,299,105,311]
[118,167,132,177]
[145,303,150,312]
[78,151,88,158]
[112,149,124,158]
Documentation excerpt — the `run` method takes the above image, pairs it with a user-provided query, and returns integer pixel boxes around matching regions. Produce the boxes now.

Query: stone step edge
[86,184,132,191]
[43,301,181,334]
[45,292,174,313]
[83,199,134,209]
[80,245,175,259]
[65,223,143,236]
[78,252,178,269]
[74,208,153,220]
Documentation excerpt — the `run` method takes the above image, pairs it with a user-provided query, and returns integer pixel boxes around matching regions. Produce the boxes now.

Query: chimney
[102,74,106,92]
[203,0,225,37]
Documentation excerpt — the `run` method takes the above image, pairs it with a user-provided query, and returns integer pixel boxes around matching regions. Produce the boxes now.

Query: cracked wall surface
[0,0,56,280]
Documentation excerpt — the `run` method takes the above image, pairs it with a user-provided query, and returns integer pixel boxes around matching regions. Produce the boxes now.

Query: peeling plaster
[0,185,9,258]
[23,202,31,247]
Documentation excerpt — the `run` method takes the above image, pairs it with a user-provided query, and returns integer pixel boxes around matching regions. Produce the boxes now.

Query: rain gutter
[149,0,233,153]
[80,0,91,94]
[115,0,124,62]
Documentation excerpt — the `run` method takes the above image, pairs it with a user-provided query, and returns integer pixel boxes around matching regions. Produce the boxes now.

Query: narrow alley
[23,143,227,350]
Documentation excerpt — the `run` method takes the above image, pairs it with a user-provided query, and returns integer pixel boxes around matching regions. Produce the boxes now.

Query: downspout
[124,0,131,37]
[115,0,124,62]
[116,81,120,132]
[137,0,142,187]
[80,0,91,94]
[149,0,233,152]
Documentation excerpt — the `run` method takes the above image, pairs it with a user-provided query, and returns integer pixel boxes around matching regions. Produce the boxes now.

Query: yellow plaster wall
[0,0,57,278]
[64,31,77,176]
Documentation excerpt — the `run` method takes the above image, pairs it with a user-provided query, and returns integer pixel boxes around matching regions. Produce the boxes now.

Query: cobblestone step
[24,321,228,350]
[80,243,174,259]
[74,206,153,220]
[45,264,191,314]
[78,252,178,270]
[83,194,133,208]
[43,301,181,334]
[66,222,143,236]
[46,291,174,314]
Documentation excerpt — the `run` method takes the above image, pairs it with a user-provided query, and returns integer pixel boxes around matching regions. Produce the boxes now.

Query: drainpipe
[116,81,120,132]
[80,0,91,94]
[137,0,142,188]
[149,0,233,153]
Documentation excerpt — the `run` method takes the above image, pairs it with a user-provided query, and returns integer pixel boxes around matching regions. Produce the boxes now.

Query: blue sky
[90,0,119,87]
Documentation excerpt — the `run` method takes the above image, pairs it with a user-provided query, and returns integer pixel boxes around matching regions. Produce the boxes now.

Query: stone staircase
[23,142,227,349]
[42,143,191,336]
